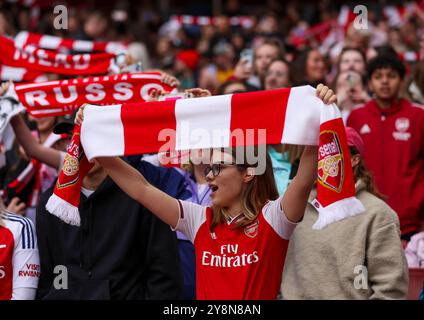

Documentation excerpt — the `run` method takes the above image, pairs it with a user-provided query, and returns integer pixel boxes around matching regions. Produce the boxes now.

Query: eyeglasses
[204,163,246,177]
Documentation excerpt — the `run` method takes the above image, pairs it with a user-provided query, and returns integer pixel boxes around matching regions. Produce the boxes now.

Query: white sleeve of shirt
[12,218,40,291]
[262,195,299,240]
[11,287,36,300]
[172,200,207,243]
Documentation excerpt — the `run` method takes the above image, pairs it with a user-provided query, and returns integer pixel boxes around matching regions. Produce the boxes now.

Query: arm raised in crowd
[10,115,62,169]
[281,84,337,223]
[73,88,212,229]
[0,81,62,169]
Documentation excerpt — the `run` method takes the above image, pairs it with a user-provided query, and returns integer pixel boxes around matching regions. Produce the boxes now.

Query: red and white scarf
[383,3,419,27]
[299,3,422,50]
[398,51,421,62]
[0,64,47,82]
[7,72,176,117]
[0,36,116,76]
[170,15,255,28]
[14,31,127,55]
[46,85,365,229]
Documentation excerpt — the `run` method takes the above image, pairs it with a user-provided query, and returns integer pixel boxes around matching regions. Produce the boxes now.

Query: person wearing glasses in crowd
[75,84,337,299]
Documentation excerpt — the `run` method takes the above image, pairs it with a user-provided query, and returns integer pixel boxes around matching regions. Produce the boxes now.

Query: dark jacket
[36,160,190,300]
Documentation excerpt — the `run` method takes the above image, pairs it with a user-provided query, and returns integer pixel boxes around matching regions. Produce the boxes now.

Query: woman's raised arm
[281,84,337,222]
[95,156,180,228]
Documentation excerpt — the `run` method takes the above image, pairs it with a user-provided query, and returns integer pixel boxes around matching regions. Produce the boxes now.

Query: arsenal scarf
[46,125,93,226]
[0,36,115,76]
[46,85,365,229]
[14,31,127,55]
[7,72,176,117]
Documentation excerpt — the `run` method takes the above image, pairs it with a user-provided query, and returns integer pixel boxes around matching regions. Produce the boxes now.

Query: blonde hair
[210,146,279,231]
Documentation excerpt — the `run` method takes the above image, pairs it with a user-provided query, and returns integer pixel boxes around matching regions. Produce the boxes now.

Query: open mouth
[209,184,218,193]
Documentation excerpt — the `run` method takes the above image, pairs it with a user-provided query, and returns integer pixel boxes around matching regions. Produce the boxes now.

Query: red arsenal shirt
[174,196,298,300]
[347,99,424,235]
[0,212,39,300]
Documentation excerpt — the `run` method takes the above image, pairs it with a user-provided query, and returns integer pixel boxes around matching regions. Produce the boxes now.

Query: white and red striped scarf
[398,51,421,62]
[6,72,176,117]
[170,15,255,28]
[0,64,47,82]
[298,3,423,50]
[383,3,419,28]
[14,31,127,55]
[291,5,356,50]
[46,85,365,229]
[0,36,116,76]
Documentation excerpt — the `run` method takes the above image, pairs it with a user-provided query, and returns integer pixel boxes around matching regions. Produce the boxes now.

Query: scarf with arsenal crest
[46,85,365,229]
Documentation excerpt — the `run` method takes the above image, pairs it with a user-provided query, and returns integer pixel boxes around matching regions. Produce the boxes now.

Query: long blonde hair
[210,146,279,231]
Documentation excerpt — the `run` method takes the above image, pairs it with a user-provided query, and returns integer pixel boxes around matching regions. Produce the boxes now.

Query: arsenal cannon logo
[317,130,344,193]
[244,220,259,238]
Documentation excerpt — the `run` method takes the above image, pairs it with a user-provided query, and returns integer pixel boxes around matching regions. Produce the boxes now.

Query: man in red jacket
[347,55,424,240]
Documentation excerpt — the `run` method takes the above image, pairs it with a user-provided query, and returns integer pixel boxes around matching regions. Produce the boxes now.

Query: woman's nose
[205,171,214,182]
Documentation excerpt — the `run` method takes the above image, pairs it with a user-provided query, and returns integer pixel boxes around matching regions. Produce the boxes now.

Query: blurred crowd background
[1,0,423,96]
[0,0,423,300]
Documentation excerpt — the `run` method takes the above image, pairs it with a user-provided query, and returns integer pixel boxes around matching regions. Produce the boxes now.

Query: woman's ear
[243,167,256,183]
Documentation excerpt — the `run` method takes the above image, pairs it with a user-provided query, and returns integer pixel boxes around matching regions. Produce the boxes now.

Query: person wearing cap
[174,50,199,90]
[46,120,189,299]
[5,111,188,299]
[280,127,408,300]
